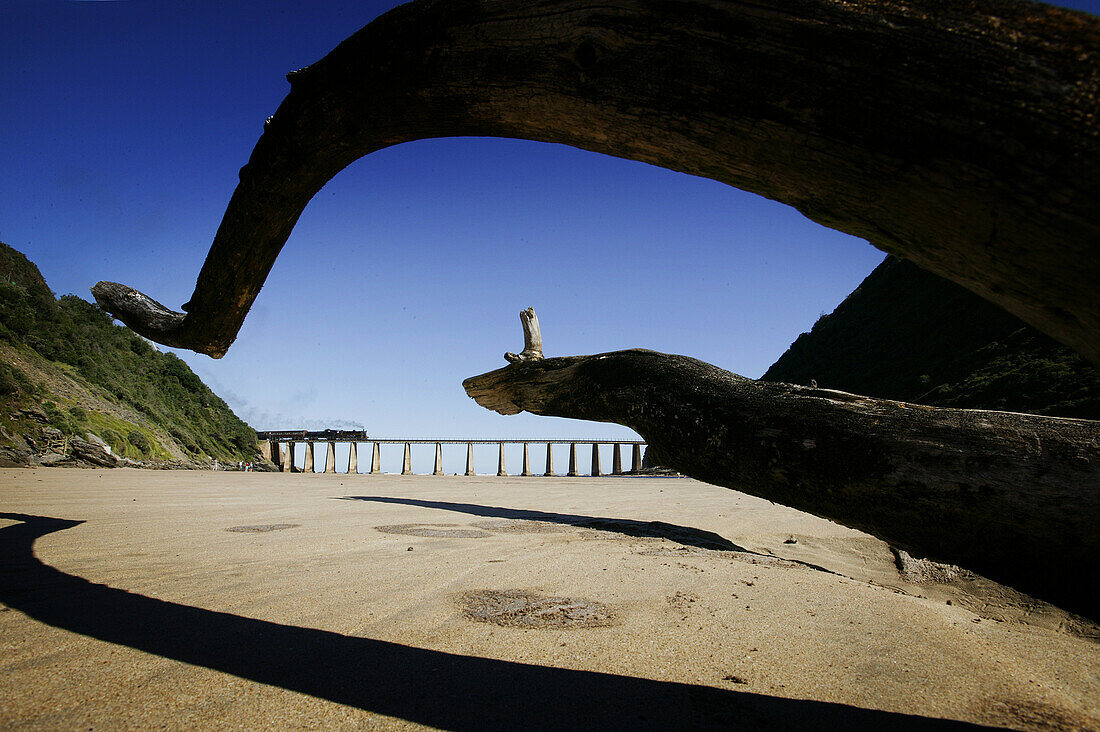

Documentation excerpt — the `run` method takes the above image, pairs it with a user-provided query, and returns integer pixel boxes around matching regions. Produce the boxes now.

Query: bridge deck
[257,433,645,445]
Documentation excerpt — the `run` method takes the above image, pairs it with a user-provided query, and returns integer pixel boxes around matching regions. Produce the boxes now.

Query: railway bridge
[255,431,648,477]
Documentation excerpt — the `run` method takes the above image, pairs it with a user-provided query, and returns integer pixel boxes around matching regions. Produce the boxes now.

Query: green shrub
[68,405,87,422]
[0,362,29,395]
[43,403,80,436]
[232,428,256,454]
[127,429,150,454]
[100,428,122,451]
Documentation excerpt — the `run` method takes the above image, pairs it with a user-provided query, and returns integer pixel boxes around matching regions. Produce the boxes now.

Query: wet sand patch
[375,523,493,538]
[225,523,300,533]
[469,519,573,534]
[458,589,616,628]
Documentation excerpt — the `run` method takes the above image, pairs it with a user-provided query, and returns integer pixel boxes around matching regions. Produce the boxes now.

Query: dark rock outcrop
[764,256,1100,418]
[67,438,120,468]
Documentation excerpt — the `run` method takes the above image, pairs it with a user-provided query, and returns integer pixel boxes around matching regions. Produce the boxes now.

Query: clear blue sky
[4,0,1097,472]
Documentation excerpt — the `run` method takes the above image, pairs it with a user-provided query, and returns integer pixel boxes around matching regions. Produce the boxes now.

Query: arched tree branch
[92,0,1100,360]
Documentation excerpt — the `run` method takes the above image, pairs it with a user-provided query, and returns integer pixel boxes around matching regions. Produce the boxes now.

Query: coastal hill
[763,255,1100,419]
[0,242,258,467]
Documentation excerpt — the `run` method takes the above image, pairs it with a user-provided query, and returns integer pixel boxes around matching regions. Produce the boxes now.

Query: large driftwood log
[92,0,1099,360]
[463,312,1100,621]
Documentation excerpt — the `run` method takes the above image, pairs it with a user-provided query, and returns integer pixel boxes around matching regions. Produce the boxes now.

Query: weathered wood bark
[505,308,544,364]
[92,0,1099,360]
[463,333,1100,621]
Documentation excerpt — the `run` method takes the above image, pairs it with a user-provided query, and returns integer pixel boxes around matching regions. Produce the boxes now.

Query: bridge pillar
[324,442,337,473]
[544,442,554,476]
[568,443,578,477]
[612,443,623,474]
[434,443,444,475]
[497,443,507,476]
[370,442,381,474]
[632,444,642,472]
[521,443,532,476]
[465,443,475,476]
[347,442,358,474]
[282,442,295,473]
[303,442,315,473]
[402,443,413,475]
[591,443,602,477]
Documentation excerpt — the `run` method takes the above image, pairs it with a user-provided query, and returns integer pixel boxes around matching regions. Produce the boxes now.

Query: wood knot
[574,40,598,70]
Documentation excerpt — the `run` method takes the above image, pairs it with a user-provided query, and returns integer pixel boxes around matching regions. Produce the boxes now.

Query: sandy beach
[0,467,1097,730]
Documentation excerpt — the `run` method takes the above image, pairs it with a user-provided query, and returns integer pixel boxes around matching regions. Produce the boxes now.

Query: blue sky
[4,0,1097,472]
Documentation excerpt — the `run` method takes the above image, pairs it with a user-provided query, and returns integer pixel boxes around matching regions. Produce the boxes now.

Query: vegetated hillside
[763,256,1100,419]
[0,242,258,466]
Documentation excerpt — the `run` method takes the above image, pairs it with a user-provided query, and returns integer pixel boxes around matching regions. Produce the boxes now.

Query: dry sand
[0,468,1097,730]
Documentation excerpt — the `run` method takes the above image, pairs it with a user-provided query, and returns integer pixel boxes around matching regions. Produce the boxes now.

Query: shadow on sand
[340,496,856,580]
[339,496,749,551]
[0,513,990,730]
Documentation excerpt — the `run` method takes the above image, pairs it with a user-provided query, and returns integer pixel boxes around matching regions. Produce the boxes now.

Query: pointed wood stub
[505,308,545,364]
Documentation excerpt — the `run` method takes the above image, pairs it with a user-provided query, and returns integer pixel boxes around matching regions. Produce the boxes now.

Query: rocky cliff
[763,256,1100,419]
